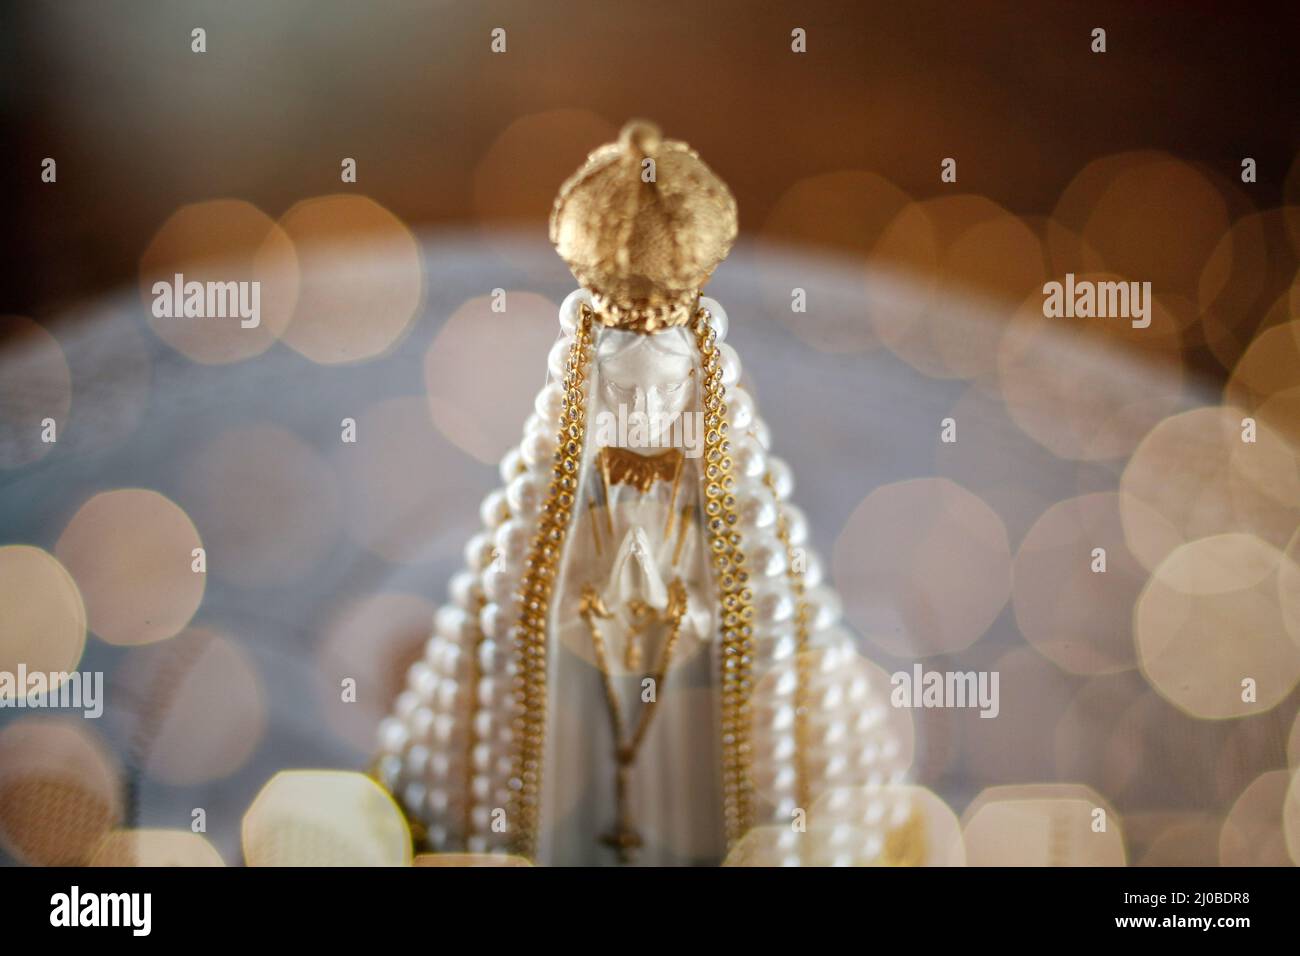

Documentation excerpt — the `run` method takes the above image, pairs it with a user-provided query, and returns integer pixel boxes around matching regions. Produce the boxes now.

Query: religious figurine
[374,121,912,865]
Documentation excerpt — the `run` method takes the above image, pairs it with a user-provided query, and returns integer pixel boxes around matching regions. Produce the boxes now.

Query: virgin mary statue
[374,121,913,865]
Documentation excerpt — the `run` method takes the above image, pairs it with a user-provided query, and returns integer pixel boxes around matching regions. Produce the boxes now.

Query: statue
[374,121,912,865]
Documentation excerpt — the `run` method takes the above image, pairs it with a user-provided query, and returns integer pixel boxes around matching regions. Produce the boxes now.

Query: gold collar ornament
[598,445,684,495]
[550,120,738,333]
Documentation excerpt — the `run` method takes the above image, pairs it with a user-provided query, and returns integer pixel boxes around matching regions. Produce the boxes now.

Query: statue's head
[592,328,697,452]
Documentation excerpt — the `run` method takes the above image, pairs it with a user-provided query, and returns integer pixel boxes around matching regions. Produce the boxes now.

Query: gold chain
[507,304,595,860]
[579,579,689,861]
[694,308,756,846]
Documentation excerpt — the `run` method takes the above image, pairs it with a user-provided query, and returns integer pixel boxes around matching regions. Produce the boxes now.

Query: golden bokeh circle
[138,199,300,364]
[474,109,618,227]
[810,784,965,866]
[242,769,412,866]
[277,195,423,364]
[1219,770,1294,866]
[0,545,87,689]
[55,489,205,646]
[1281,525,1300,654]
[115,627,267,786]
[868,195,1042,381]
[961,784,1126,865]
[1120,405,1300,571]
[0,718,122,866]
[960,644,1078,786]
[88,828,226,866]
[1012,492,1143,675]
[759,170,911,354]
[425,292,560,464]
[1135,533,1300,719]
[1081,156,1228,294]
[998,284,1186,462]
[833,477,1011,657]
[316,591,435,753]
[1285,769,1300,865]
[1225,318,1300,411]
[1053,671,1147,795]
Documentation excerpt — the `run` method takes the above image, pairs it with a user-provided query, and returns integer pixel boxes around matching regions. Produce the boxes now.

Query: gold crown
[550,120,738,333]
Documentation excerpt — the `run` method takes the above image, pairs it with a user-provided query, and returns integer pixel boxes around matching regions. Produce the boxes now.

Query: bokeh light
[424,292,559,464]
[1120,405,1300,571]
[88,829,226,867]
[138,199,300,364]
[867,195,1042,381]
[1077,154,1228,295]
[1135,533,1300,719]
[0,718,123,866]
[1225,319,1300,411]
[1286,769,1300,865]
[961,784,1125,866]
[1138,815,1223,866]
[998,286,1186,463]
[473,109,617,227]
[242,770,412,867]
[833,477,1011,657]
[759,170,910,353]
[114,627,267,786]
[315,591,436,753]
[1053,671,1147,796]
[1012,492,1143,675]
[413,853,531,866]
[1218,770,1294,866]
[722,823,869,867]
[55,488,205,646]
[0,545,86,688]
[961,644,1077,786]
[812,784,965,866]
[277,195,423,364]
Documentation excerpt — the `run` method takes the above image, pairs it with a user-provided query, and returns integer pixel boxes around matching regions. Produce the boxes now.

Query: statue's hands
[579,583,613,621]
[665,578,688,621]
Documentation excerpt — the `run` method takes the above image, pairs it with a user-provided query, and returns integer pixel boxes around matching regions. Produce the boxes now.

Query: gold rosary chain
[694,309,756,846]
[581,579,688,860]
[581,581,690,757]
[507,305,595,859]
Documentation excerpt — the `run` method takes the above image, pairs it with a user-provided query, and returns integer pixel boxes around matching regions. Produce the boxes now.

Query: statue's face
[595,331,695,449]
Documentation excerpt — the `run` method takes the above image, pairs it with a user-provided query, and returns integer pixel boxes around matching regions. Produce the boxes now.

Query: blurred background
[1,0,1299,866]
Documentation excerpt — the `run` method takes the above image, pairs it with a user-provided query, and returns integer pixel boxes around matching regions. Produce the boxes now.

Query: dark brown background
[4,0,1299,318]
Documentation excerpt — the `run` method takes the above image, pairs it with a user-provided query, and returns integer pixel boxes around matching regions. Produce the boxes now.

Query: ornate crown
[550,120,738,333]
